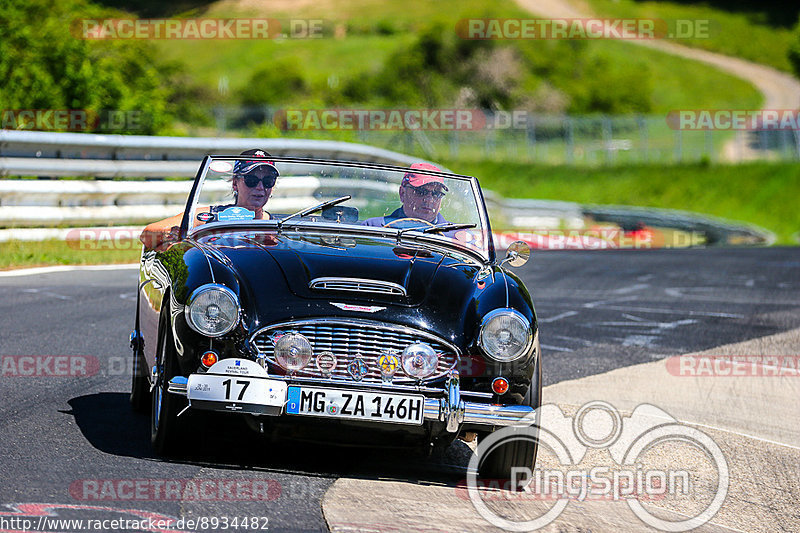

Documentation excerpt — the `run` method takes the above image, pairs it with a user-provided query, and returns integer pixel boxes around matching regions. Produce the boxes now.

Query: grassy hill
[150,0,762,123]
[583,0,798,73]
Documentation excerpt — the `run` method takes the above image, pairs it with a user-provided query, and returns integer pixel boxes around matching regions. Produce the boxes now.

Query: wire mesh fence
[205,107,800,165]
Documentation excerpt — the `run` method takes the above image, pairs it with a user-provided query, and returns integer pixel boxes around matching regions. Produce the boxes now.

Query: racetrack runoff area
[322,328,800,532]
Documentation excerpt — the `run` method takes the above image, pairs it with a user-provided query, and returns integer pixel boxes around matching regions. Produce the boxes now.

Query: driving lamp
[274,333,313,372]
[479,309,532,362]
[186,285,240,337]
[401,343,439,379]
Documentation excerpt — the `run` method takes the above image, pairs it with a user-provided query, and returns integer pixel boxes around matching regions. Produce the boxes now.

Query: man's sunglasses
[409,186,445,199]
[241,170,278,189]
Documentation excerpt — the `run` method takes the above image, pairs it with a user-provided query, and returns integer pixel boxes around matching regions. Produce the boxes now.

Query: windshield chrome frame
[182,156,496,262]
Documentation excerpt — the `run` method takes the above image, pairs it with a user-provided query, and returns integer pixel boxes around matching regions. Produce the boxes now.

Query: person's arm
[139,207,211,249]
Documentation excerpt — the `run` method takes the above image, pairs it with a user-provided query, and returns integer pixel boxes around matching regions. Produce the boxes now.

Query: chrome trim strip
[430,401,535,427]
[169,374,533,427]
[309,277,407,296]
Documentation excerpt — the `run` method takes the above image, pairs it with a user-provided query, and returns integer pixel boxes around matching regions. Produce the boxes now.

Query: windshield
[185,157,492,259]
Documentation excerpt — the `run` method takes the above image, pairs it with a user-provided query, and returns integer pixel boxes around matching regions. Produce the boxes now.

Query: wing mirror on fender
[500,240,531,268]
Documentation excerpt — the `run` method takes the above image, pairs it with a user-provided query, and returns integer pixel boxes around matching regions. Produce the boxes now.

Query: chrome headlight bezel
[478,308,533,363]
[185,284,241,337]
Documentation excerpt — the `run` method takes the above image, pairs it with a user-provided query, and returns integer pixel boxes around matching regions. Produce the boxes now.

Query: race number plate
[187,374,287,415]
[285,386,424,425]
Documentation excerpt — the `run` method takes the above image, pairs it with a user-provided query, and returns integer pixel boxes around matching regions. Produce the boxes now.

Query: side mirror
[501,240,531,267]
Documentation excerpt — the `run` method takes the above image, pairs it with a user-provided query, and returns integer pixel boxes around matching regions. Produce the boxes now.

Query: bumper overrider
[165,358,534,432]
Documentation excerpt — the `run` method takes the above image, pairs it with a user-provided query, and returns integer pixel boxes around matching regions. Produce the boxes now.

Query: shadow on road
[67,392,474,488]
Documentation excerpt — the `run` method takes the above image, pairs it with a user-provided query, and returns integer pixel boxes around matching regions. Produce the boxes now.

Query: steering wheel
[383,217,434,230]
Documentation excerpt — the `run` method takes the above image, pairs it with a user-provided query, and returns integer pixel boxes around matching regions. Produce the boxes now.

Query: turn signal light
[492,377,509,395]
[201,351,218,368]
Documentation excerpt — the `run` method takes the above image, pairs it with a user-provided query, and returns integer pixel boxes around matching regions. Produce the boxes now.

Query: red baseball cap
[401,162,448,191]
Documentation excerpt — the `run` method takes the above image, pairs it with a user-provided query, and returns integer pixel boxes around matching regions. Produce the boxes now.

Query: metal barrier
[0,130,773,245]
[0,130,429,168]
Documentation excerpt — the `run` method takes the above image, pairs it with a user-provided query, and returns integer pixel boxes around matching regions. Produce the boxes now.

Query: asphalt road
[0,248,798,532]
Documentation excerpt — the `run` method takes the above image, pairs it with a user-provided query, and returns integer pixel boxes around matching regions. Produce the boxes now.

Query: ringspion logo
[467,401,729,531]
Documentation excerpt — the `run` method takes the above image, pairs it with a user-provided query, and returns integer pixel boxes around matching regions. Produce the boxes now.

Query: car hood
[195,228,484,309]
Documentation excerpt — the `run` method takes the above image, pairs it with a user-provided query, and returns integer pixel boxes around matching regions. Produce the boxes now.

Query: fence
[204,108,800,165]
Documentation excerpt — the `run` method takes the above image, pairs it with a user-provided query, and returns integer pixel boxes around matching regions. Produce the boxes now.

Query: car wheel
[150,317,184,455]
[129,335,149,413]
[477,383,540,482]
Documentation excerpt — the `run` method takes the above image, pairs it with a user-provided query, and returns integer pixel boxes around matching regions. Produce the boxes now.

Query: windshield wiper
[277,196,351,231]
[396,222,476,242]
[422,223,476,234]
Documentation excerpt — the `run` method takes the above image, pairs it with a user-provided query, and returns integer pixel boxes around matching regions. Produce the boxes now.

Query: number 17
[222,378,250,400]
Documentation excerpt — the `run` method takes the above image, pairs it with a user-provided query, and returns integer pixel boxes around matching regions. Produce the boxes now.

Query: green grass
[154,0,762,116]
[584,0,797,72]
[0,239,141,270]
[446,160,800,244]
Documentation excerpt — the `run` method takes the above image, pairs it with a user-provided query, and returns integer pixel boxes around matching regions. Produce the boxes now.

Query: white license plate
[286,386,424,425]
[187,374,287,414]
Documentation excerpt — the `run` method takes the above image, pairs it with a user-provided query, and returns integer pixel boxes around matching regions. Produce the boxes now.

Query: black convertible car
[130,156,540,478]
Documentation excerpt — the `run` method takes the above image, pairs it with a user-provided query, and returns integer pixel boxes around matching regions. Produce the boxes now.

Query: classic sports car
[130,156,540,478]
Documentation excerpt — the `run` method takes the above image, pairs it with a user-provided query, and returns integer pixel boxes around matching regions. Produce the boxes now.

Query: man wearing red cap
[363,162,450,226]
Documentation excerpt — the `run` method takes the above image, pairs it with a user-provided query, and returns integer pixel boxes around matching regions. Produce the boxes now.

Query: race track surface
[0,248,797,532]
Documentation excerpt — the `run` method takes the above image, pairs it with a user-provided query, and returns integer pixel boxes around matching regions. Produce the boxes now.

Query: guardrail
[0,130,429,170]
[0,130,773,246]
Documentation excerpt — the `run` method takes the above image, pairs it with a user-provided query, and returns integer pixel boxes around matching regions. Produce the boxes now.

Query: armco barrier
[0,130,773,245]
[0,130,429,166]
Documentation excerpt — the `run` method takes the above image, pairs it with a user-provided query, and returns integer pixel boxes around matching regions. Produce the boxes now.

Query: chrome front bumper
[168,370,535,431]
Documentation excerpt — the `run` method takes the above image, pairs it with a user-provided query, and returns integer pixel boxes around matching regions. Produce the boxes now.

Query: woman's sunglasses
[241,170,278,189]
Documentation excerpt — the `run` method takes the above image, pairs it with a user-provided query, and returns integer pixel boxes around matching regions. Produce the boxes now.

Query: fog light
[274,333,313,372]
[201,351,218,368]
[401,343,439,380]
[492,377,509,395]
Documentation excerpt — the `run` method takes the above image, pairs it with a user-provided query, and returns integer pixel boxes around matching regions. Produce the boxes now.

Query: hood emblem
[348,356,369,381]
[331,302,386,313]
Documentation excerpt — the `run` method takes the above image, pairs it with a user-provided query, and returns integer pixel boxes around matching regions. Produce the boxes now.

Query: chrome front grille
[250,319,459,384]
[309,277,406,296]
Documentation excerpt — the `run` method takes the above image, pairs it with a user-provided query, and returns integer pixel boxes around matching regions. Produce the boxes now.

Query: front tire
[478,355,542,482]
[150,317,184,455]
[477,384,540,482]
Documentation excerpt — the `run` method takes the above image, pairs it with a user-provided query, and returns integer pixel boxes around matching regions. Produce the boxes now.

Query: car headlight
[478,308,532,362]
[185,284,240,337]
[401,343,439,379]
[274,333,313,372]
